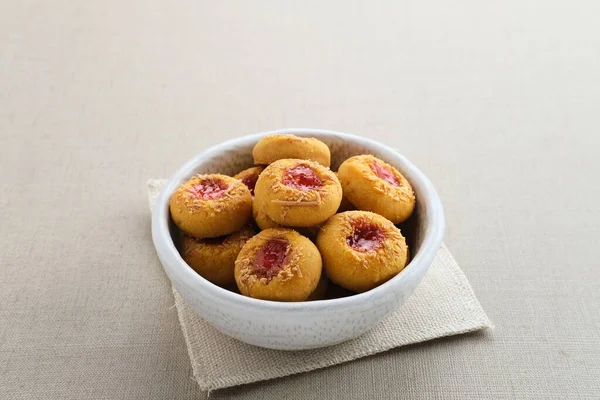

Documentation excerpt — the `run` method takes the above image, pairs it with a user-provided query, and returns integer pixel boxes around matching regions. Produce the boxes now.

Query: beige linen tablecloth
[2,1,600,399]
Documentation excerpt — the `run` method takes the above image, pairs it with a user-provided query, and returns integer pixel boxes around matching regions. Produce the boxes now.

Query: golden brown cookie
[169,174,252,238]
[337,155,415,224]
[181,225,255,286]
[252,134,331,167]
[316,211,408,292]
[252,198,283,230]
[233,166,264,197]
[234,228,322,301]
[254,159,342,227]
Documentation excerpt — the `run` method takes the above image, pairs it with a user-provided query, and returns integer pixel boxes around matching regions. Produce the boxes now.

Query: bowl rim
[152,128,444,312]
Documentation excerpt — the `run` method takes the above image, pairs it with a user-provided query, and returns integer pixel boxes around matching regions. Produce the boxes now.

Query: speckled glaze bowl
[152,129,444,350]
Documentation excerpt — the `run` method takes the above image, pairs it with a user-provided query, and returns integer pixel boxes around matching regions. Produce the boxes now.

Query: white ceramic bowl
[152,128,444,350]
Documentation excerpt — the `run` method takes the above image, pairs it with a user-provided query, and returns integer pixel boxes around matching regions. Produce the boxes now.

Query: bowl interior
[164,130,434,299]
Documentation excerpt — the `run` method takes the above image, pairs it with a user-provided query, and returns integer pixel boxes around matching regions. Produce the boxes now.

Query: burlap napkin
[148,179,492,391]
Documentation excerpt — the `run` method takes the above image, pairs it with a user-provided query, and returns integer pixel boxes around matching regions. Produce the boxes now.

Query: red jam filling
[187,178,228,200]
[241,174,258,196]
[371,161,400,187]
[254,239,289,279]
[283,165,323,191]
[346,220,385,252]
